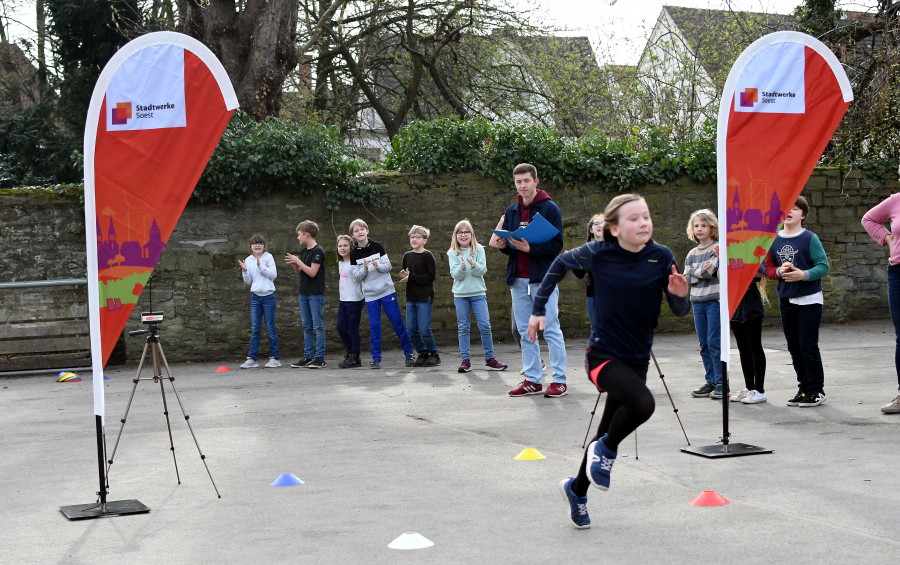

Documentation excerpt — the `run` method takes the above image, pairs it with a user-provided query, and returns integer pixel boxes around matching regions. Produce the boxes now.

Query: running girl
[526,194,690,529]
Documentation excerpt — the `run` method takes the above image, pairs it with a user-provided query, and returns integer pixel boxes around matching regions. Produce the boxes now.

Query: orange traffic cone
[214,366,232,372]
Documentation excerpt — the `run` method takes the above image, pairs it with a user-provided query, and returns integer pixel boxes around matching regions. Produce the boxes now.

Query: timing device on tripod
[105,310,221,498]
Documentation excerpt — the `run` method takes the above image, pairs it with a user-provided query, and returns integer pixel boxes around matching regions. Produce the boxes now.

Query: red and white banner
[717,32,852,366]
[84,32,238,419]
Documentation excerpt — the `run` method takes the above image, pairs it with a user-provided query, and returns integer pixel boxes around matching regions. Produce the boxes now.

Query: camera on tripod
[129,312,164,337]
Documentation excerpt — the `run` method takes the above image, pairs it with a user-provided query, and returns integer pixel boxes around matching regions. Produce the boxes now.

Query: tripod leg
[157,341,222,498]
[107,339,151,477]
[651,350,690,446]
[582,391,602,449]
[153,341,181,485]
[634,430,638,460]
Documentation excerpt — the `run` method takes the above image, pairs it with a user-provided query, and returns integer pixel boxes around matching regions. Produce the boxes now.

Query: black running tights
[573,348,654,497]
[731,318,766,393]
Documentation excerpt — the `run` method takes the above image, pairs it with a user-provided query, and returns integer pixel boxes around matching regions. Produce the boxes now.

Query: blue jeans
[779,300,824,393]
[511,278,567,384]
[298,294,325,359]
[692,300,722,385]
[407,298,437,353]
[248,293,279,360]
[337,299,365,354]
[587,296,600,337]
[366,293,414,360]
[889,265,900,389]
[454,295,495,361]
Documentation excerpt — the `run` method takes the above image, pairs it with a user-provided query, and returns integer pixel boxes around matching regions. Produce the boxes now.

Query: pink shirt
[862,193,900,266]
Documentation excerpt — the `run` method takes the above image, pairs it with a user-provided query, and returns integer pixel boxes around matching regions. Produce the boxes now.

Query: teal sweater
[448,245,487,297]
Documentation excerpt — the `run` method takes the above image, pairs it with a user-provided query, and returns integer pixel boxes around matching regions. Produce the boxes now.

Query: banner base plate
[60,499,150,520]
[680,443,773,458]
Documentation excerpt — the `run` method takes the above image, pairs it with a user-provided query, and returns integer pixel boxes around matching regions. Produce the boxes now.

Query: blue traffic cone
[270,473,304,487]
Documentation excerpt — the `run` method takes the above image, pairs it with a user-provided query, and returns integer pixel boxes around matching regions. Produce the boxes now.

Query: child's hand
[526,315,545,343]
[466,257,475,268]
[668,265,689,297]
[238,259,247,272]
[887,234,894,247]
[256,256,261,267]
[398,268,409,283]
[702,258,711,269]
[285,253,302,268]
[460,258,467,270]
[372,257,379,269]
[713,244,719,258]
[782,267,805,282]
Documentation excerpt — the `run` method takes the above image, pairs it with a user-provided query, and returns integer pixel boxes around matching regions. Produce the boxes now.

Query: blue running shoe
[586,434,617,490]
[558,477,590,529]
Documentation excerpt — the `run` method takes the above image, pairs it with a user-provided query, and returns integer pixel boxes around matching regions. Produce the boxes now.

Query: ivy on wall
[385,117,718,188]
[193,111,379,209]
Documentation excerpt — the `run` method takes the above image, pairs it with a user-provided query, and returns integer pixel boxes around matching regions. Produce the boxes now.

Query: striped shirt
[683,242,719,303]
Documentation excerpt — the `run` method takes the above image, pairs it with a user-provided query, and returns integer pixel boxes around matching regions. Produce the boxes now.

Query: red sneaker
[509,380,542,396]
[544,383,568,398]
[485,358,508,371]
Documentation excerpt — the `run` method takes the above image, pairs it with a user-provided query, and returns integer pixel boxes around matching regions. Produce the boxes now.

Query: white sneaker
[265,358,282,368]
[519,359,546,377]
[881,394,900,414]
[741,391,767,404]
[240,358,259,369]
[730,388,752,402]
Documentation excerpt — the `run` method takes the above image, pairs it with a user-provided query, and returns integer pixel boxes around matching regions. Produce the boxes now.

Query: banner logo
[106,44,186,131]
[735,42,805,114]
[112,102,132,125]
[739,88,758,107]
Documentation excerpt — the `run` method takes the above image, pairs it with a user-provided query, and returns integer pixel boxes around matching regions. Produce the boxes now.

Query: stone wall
[0,168,895,363]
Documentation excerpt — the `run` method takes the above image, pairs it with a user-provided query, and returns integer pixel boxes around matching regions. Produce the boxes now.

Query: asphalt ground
[2,320,899,564]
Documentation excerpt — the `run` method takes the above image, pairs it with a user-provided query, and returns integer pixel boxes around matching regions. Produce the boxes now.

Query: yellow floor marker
[515,448,546,460]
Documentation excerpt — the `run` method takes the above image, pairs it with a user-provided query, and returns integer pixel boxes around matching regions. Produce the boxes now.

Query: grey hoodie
[349,239,396,301]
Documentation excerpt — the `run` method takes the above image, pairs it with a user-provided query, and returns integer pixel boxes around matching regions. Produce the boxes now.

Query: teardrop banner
[684,31,851,459]
[718,32,852,325]
[67,31,237,518]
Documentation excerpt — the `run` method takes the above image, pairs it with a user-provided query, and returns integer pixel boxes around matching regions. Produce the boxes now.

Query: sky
[0,0,871,66]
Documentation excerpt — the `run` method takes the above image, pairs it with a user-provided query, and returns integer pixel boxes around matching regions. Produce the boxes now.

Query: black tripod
[582,350,691,449]
[106,321,220,498]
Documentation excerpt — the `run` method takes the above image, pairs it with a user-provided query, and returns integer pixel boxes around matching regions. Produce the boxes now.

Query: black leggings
[573,347,654,497]
[731,318,766,393]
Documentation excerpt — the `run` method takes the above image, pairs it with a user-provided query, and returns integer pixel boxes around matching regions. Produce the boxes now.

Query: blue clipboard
[492,213,559,245]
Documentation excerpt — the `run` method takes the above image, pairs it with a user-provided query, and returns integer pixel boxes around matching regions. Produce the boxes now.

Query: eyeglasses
[251,243,264,246]
[457,231,471,235]
[409,235,424,240]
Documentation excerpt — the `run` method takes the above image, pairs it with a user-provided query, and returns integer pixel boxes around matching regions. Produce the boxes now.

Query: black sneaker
[290,357,313,368]
[413,353,429,367]
[799,391,826,407]
[430,352,441,366]
[786,391,805,406]
[308,357,326,369]
[339,353,361,369]
[691,383,715,397]
[423,352,437,367]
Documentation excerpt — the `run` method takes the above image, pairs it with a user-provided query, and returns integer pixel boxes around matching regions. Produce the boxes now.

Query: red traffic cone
[214,366,232,372]
[690,490,730,507]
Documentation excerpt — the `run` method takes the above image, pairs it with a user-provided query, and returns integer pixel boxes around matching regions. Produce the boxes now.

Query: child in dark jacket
[765,196,830,407]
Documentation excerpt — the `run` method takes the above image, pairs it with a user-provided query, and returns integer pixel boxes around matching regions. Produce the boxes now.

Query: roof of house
[662,6,796,84]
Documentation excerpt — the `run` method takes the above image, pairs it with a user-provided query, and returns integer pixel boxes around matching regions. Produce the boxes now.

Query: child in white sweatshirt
[239,234,280,368]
